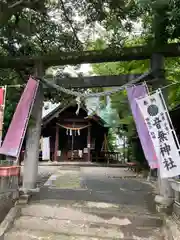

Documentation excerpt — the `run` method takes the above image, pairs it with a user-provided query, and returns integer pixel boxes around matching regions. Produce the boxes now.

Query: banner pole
[0,85,7,147]
[158,88,180,150]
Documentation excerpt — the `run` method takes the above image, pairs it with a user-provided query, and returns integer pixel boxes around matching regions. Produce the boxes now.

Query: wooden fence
[0,161,20,195]
[91,151,123,163]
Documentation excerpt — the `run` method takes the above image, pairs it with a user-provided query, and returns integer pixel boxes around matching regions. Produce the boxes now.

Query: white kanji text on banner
[136,89,180,179]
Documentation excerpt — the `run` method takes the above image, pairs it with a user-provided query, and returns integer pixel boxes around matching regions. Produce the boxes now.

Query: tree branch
[8,0,40,9]
[59,0,82,48]
[8,0,24,8]
[0,0,45,25]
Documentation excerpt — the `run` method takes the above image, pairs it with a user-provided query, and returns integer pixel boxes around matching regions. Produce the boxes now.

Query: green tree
[90,37,149,133]
[1,0,180,136]
[90,36,180,163]
[3,86,23,137]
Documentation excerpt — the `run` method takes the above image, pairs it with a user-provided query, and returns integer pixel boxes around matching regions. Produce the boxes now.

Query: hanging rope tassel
[75,96,81,115]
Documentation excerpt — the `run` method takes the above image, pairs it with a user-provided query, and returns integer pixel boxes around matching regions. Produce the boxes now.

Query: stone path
[0,166,57,225]
[4,166,164,239]
[20,166,58,187]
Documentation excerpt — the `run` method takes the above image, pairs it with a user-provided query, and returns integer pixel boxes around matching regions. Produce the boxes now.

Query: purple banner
[127,85,158,169]
[0,77,39,158]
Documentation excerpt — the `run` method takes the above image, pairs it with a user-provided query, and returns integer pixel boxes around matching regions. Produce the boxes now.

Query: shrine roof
[42,101,108,128]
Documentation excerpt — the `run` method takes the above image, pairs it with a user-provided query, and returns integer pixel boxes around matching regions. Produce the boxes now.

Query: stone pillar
[23,62,44,192]
[54,124,59,162]
[151,53,174,211]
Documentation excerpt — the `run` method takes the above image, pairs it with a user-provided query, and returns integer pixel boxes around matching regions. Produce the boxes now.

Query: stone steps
[4,203,164,240]
[5,218,162,240]
[5,229,136,240]
[21,203,162,228]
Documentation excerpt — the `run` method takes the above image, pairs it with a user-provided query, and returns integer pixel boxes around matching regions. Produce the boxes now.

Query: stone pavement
[0,166,57,225]
[4,166,164,239]
[20,165,59,187]
[37,161,127,167]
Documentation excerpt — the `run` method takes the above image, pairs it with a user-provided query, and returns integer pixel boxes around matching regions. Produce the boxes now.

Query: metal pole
[151,53,174,211]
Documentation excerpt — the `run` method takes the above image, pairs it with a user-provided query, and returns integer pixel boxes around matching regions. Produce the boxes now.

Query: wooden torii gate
[2,43,174,209]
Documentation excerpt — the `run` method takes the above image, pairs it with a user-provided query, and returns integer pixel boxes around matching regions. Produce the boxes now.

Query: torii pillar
[151,53,174,212]
[23,62,44,192]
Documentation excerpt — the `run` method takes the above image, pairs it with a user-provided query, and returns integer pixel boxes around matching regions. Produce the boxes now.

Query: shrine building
[40,102,119,162]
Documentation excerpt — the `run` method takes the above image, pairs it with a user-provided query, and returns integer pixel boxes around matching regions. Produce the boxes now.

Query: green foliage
[3,86,23,137]
[1,0,180,148]
[90,37,180,164]
[2,0,180,69]
[164,57,180,108]
[107,129,117,152]
[91,37,150,137]
[131,137,146,164]
[85,0,180,48]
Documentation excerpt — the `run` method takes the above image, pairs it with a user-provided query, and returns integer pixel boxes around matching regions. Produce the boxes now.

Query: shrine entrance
[59,124,89,161]
[41,103,109,162]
